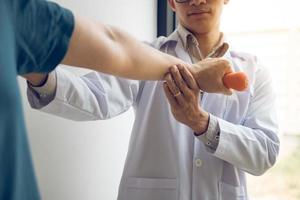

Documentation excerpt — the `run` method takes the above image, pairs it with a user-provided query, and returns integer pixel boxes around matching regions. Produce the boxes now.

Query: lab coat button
[195,159,203,167]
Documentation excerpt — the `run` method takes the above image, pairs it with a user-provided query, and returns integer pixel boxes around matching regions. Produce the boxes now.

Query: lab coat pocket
[218,181,246,200]
[124,177,178,200]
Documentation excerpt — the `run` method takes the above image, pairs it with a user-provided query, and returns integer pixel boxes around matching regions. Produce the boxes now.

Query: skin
[168,0,229,57]
[24,14,232,95]
[165,0,229,134]
[164,65,209,134]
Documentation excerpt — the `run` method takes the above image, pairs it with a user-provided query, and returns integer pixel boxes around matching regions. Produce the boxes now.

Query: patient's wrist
[189,64,204,91]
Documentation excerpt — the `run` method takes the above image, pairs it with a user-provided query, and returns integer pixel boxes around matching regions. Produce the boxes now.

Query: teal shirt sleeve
[0,1,74,200]
[10,0,75,74]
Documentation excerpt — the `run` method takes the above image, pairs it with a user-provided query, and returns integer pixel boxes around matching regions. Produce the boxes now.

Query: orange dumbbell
[223,72,248,91]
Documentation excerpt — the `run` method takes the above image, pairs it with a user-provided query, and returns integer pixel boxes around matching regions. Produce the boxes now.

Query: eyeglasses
[175,0,190,3]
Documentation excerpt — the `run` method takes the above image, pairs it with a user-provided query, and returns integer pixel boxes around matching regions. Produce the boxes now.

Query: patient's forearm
[62,15,185,80]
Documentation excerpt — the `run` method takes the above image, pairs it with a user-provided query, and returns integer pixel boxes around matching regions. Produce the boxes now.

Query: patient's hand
[189,58,233,95]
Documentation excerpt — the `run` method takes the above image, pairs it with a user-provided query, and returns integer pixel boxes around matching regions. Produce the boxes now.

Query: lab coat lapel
[166,31,192,63]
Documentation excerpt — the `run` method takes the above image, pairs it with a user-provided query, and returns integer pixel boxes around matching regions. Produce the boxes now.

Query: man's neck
[193,30,221,58]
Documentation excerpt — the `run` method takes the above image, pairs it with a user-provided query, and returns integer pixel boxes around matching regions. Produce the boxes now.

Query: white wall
[19,1,157,200]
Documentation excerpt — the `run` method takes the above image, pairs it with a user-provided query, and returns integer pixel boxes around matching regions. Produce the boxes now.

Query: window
[223,1,300,199]
[157,0,176,37]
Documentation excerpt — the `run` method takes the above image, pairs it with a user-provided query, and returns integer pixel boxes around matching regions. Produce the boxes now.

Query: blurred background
[18,0,300,199]
[223,1,300,199]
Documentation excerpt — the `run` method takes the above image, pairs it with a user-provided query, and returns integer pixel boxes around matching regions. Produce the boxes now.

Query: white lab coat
[28,30,280,200]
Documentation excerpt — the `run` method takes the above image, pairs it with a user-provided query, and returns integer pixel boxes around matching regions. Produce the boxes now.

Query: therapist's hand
[189,58,233,95]
[163,64,209,134]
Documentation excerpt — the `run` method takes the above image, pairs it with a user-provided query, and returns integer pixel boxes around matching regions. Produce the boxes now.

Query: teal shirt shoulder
[0,0,74,199]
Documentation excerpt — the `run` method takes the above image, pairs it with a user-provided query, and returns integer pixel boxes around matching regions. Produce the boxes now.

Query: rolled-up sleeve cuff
[195,114,220,153]
[27,71,57,109]
[213,118,236,159]
[31,71,57,96]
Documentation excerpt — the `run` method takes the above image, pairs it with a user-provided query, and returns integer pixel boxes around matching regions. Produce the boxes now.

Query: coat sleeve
[213,65,280,176]
[27,67,144,121]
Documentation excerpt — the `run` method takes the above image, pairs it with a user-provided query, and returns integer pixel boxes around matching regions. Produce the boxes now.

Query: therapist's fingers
[163,82,178,109]
[169,65,194,102]
[164,72,185,106]
[177,64,198,91]
[170,65,190,94]
[164,71,180,95]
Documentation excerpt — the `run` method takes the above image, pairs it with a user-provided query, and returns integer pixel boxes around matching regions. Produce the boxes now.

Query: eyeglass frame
[175,0,191,3]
